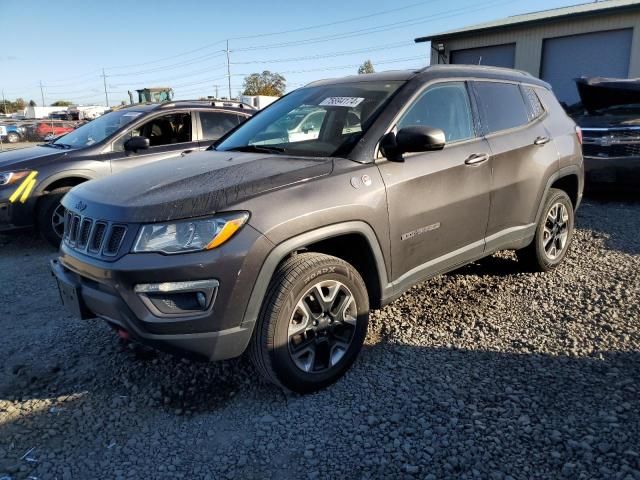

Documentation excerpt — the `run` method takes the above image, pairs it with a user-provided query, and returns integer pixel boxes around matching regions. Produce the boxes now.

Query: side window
[200,111,241,141]
[475,82,529,133]
[521,85,545,121]
[113,113,192,151]
[398,82,475,143]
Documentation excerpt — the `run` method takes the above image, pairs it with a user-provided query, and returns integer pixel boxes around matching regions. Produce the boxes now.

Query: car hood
[0,145,65,170]
[63,150,334,223]
[573,113,640,129]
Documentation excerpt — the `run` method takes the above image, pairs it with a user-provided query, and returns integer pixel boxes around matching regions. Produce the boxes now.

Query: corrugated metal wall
[428,12,640,78]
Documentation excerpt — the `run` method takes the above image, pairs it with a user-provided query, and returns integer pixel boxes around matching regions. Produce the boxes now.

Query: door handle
[534,136,550,146]
[464,153,489,165]
[181,149,194,156]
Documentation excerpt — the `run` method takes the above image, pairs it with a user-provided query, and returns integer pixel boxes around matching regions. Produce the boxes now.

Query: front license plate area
[56,278,91,320]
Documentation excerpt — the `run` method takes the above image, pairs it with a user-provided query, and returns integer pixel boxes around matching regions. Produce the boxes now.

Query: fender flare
[534,165,583,225]
[35,169,96,196]
[241,221,390,328]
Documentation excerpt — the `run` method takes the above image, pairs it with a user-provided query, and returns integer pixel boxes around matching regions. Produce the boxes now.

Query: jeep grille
[63,213,128,259]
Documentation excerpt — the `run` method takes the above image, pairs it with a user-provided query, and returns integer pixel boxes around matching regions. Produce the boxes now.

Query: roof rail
[159,99,256,110]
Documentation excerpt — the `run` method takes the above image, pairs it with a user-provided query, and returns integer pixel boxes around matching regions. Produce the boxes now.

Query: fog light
[196,292,207,309]
[134,279,219,317]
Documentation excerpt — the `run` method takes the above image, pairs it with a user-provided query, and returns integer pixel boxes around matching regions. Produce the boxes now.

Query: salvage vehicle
[572,77,640,189]
[0,101,254,245]
[35,121,77,140]
[0,124,25,143]
[51,66,584,393]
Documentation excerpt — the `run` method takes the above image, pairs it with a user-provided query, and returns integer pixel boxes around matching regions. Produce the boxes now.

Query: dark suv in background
[52,66,583,393]
[0,100,254,245]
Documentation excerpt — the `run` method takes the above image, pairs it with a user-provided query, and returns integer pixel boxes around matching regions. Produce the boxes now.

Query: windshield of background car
[215,81,404,157]
[53,110,143,147]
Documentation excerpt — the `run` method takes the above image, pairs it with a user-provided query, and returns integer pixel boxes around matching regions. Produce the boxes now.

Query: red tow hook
[116,329,130,341]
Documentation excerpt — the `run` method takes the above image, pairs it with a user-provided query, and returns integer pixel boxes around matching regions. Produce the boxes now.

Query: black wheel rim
[542,202,569,260]
[51,204,66,239]
[287,280,357,374]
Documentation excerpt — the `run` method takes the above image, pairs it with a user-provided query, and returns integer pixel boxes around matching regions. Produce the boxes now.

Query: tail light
[575,126,583,144]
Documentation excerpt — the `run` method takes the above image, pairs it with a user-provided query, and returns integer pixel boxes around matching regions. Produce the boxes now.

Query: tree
[242,71,286,97]
[358,60,375,75]
[51,100,73,107]
[15,98,25,111]
[29,100,37,107]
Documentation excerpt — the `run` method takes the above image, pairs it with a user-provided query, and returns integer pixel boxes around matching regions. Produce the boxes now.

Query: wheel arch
[535,165,583,225]
[241,221,391,328]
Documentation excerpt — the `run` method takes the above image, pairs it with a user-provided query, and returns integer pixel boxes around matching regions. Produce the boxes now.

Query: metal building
[415,0,640,105]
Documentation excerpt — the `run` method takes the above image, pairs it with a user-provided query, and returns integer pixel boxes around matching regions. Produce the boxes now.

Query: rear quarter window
[474,82,529,134]
[521,85,545,121]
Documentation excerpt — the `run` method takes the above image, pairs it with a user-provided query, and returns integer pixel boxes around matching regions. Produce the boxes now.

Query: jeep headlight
[133,212,250,254]
[0,171,32,186]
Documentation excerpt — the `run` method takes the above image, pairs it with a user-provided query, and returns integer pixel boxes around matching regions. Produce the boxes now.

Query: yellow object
[206,218,245,249]
[9,171,38,203]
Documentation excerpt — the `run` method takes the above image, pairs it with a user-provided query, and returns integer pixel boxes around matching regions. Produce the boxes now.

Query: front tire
[36,187,71,247]
[517,188,574,272]
[6,132,20,143]
[250,252,369,393]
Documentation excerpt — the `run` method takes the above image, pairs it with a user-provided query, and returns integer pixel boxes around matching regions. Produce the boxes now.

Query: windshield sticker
[319,97,365,108]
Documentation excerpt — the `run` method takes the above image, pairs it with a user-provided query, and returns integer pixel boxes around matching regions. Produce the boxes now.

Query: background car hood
[63,150,334,223]
[0,145,65,170]
[573,113,640,129]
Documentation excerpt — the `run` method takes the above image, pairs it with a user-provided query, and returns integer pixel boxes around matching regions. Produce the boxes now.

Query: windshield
[53,110,144,147]
[215,81,404,157]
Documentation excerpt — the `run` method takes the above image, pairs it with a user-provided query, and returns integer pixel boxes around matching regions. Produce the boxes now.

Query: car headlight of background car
[132,212,250,254]
[0,171,32,186]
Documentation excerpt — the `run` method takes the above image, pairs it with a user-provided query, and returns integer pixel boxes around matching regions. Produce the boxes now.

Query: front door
[377,82,491,287]
[109,111,199,174]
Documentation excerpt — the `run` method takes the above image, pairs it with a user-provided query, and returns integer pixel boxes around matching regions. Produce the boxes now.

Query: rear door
[196,110,248,149]
[378,81,491,285]
[109,111,199,174]
[472,81,559,246]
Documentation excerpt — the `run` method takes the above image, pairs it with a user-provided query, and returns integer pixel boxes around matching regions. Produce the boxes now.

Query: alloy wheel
[288,280,357,373]
[543,202,569,260]
[51,204,66,239]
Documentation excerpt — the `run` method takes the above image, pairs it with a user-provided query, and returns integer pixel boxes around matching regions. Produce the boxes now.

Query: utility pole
[1,89,7,115]
[214,85,219,99]
[39,80,45,106]
[101,68,109,107]
[225,40,232,100]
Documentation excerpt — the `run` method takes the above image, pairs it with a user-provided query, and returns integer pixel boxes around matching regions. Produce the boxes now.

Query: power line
[230,42,412,65]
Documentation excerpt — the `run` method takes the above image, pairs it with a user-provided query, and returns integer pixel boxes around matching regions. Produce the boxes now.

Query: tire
[36,187,72,247]
[6,132,20,143]
[517,188,574,272]
[249,252,369,393]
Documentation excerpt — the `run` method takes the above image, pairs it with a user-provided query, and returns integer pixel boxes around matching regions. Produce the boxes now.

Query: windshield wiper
[223,145,286,154]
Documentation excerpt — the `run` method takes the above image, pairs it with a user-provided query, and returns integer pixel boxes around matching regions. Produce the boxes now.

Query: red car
[36,121,77,140]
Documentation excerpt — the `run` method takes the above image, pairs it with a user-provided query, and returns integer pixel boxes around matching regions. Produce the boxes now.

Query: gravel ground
[1,196,639,480]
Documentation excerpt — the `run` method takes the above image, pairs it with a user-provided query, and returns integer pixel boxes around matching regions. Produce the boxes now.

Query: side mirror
[124,135,150,152]
[381,126,446,162]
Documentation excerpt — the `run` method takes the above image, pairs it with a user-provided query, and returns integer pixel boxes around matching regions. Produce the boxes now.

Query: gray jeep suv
[51,66,584,393]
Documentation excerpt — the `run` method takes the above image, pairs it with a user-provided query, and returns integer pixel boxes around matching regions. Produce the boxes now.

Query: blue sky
[1,0,586,106]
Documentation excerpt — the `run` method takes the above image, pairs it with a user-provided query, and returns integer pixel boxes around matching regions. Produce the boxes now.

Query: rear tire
[6,132,20,143]
[517,188,574,272]
[249,252,369,393]
[37,187,71,247]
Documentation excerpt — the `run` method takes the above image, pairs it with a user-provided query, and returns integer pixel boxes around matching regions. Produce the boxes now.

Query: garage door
[450,44,515,68]
[541,29,632,105]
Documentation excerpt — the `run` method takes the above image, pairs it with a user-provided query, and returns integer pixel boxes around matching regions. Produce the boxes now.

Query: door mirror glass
[124,135,150,152]
[381,126,445,162]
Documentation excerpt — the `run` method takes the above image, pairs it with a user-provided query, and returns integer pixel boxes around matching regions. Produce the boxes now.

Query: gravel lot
[1,196,639,480]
